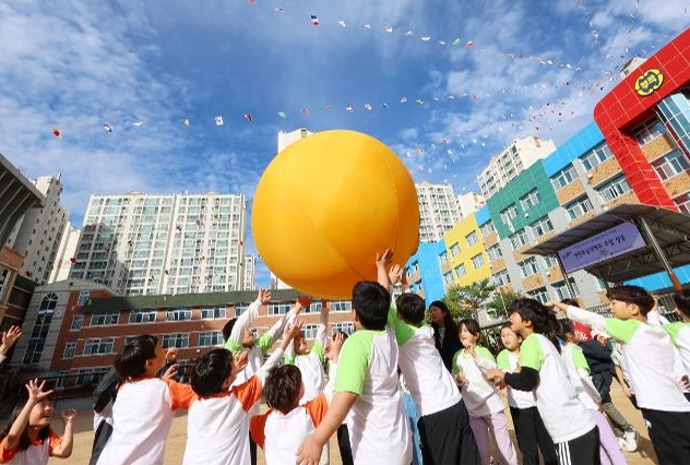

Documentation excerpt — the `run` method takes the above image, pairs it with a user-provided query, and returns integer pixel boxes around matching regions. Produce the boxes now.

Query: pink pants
[592,409,628,465]
[470,412,518,465]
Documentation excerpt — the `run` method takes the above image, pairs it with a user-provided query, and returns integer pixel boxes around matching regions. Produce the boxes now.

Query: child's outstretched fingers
[61,408,78,421]
[375,248,394,268]
[388,264,403,285]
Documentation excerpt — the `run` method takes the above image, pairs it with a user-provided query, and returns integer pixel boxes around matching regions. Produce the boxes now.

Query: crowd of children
[2,252,690,465]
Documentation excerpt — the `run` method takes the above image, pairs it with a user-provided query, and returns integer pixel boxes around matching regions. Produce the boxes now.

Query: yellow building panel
[546,266,563,283]
[522,274,545,291]
[443,213,490,288]
[568,210,597,228]
[586,157,623,187]
[663,171,690,197]
[603,190,639,209]
[641,134,677,162]
[556,179,586,205]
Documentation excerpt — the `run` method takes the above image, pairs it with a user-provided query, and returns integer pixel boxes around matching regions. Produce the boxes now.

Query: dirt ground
[49,383,659,465]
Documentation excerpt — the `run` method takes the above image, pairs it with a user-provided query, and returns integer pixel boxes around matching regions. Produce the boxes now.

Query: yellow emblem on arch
[635,69,664,96]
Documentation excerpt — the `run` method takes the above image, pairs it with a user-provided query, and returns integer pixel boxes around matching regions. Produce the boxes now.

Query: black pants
[250,435,257,465]
[510,406,558,465]
[417,399,480,465]
[641,408,690,465]
[556,426,600,465]
[336,424,354,465]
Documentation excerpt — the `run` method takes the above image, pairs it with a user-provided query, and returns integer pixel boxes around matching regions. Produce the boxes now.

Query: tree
[443,278,496,321]
[486,287,524,321]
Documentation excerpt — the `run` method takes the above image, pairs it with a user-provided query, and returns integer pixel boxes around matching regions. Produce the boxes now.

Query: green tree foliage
[486,288,524,320]
[442,278,496,321]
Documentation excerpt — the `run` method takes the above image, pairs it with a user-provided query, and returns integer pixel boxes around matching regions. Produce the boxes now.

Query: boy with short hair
[550,285,690,465]
[668,289,690,403]
[296,257,411,465]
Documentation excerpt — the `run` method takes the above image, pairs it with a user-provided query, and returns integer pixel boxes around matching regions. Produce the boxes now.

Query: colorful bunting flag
[132,121,145,127]
[244,113,253,122]
[215,116,224,126]
[181,119,190,126]
[310,15,320,27]
[338,20,347,28]
[52,128,62,139]
[278,111,287,118]
[103,123,113,133]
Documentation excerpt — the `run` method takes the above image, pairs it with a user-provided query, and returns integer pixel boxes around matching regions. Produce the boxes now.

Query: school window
[129,309,157,323]
[500,205,517,227]
[454,264,466,277]
[471,253,485,270]
[62,342,76,360]
[551,165,577,190]
[90,312,119,326]
[201,307,226,320]
[305,301,323,314]
[520,189,541,211]
[580,143,613,170]
[267,302,291,315]
[331,322,355,335]
[554,279,580,301]
[330,301,352,312]
[449,242,461,257]
[495,270,511,286]
[199,331,223,347]
[302,324,319,340]
[162,333,189,349]
[652,149,690,180]
[596,175,631,203]
[487,244,502,261]
[77,290,90,306]
[76,368,109,386]
[83,338,115,355]
[480,222,495,239]
[443,271,453,285]
[438,251,448,264]
[527,287,549,304]
[565,196,594,220]
[531,216,554,237]
[632,118,665,145]
[465,231,478,247]
[509,229,528,250]
[542,256,558,269]
[519,258,539,278]
[166,309,192,321]
[70,315,83,331]
[674,193,690,214]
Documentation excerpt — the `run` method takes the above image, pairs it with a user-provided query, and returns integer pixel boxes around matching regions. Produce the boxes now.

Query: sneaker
[623,429,639,452]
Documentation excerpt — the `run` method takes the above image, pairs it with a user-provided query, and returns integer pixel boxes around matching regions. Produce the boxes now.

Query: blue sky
[1,0,689,286]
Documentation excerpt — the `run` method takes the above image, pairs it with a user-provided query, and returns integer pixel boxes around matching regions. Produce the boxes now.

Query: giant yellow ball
[252,130,420,299]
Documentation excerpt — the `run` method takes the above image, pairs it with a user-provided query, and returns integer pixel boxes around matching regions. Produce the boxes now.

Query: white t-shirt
[516,333,595,444]
[496,349,536,409]
[335,328,412,465]
[0,430,61,465]
[662,322,690,377]
[97,378,194,465]
[387,308,461,416]
[183,377,262,465]
[285,311,328,403]
[452,346,505,417]
[567,306,690,412]
[250,394,328,465]
[560,343,600,410]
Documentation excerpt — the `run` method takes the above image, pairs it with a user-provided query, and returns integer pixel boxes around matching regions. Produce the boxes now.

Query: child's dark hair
[0,395,52,451]
[114,335,158,379]
[263,365,302,414]
[510,298,551,334]
[191,348,234,397]
[606,285,655,316]
[672,290,690,318]
[560,298,580,308]
[352,281,390,330]
[396,293,426,326]
[459,319,481,339]
[222,318,237,342]
[556,318,575,340]
[500,322,513,331]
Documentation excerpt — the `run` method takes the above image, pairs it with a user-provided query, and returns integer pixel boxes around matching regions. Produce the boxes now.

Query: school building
[409,27,690,314]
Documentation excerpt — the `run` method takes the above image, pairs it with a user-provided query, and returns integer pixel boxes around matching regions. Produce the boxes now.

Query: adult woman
[429,300,462,372]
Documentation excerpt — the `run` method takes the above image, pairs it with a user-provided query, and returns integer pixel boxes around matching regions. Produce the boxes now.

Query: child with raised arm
[496,323,557,465]
[96,335,195,465]
[485,299,599,465]
[549,286,690,465]
[296,254,411,465]
[250,332,343,465]
[0,379,76,464]
[284,297,329,403]
[667,289,690,402]
[182,320,302,465]
[385,259,479,465]
[0,326,21,365]
[454,319,517,465]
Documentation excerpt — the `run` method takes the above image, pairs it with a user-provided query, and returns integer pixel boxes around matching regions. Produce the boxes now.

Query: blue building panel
[625,264,690,292]
[475,206,490,226]
[406,241,446,303]
[542,122,605,177]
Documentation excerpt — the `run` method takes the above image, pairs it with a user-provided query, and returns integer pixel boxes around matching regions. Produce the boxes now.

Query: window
[199,331,223,346]
[527,287,549,304]
[596,175,631,203]
[500,206,517,228]
[495,270,511,286]
[465,231,478,246]
[565,196,594,220]
[454,264,466,277]
[471,253,485,269]
[83,338,115,355]
[449,242,461,257]
[487,244,502,260]
[509,229,528,250]
[632,118,665,145]
[543,256,557,269]
[201,307,226,320]
[305,301,323,314]
[551,165,577,189]
[674,193,690,214]
[531,216,554,237]
[77,290,90,306]
[580,143,613,170]
[267,303,291,315]
[233,303,249,317]
[129,309,157,323]
[443,271,453,285]
[90,312,119,326]
[520,189,541,211]
[302,324,319,340]
[331,322,354,335]
[76,368,109,386]
[652,149,690,180]
[166,309,192,321]
[70,315,83,331]
[438,251,448,264]
[330,301,352,312]
[554,279,580,301]
[23,293,58,364]
[480,222,495,239]
[519,258,539,278]
[162,333,189,349]
[62,342,76,359]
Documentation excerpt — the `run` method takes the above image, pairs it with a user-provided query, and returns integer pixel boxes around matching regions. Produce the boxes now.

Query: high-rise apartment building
[69,192,247,296]
[278,128,313,153]
[457,191,486,218]
[5,176,69,285]
[416,182,462,242]
[242,255,256,291]
[477,136,557,199]
[49,223,81,283]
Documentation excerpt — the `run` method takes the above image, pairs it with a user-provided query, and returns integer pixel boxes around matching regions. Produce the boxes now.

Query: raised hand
[388,264,403,285]
[297,295,312,309]
[1,326,22,352]
[61,408,78,422]
[327,332,346,363]
[285,319,303,340]
[258,289,272,305]
[161,364,179,381]
[375,248,394,269]
[25,379,53,403]
[165,347,178,363]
